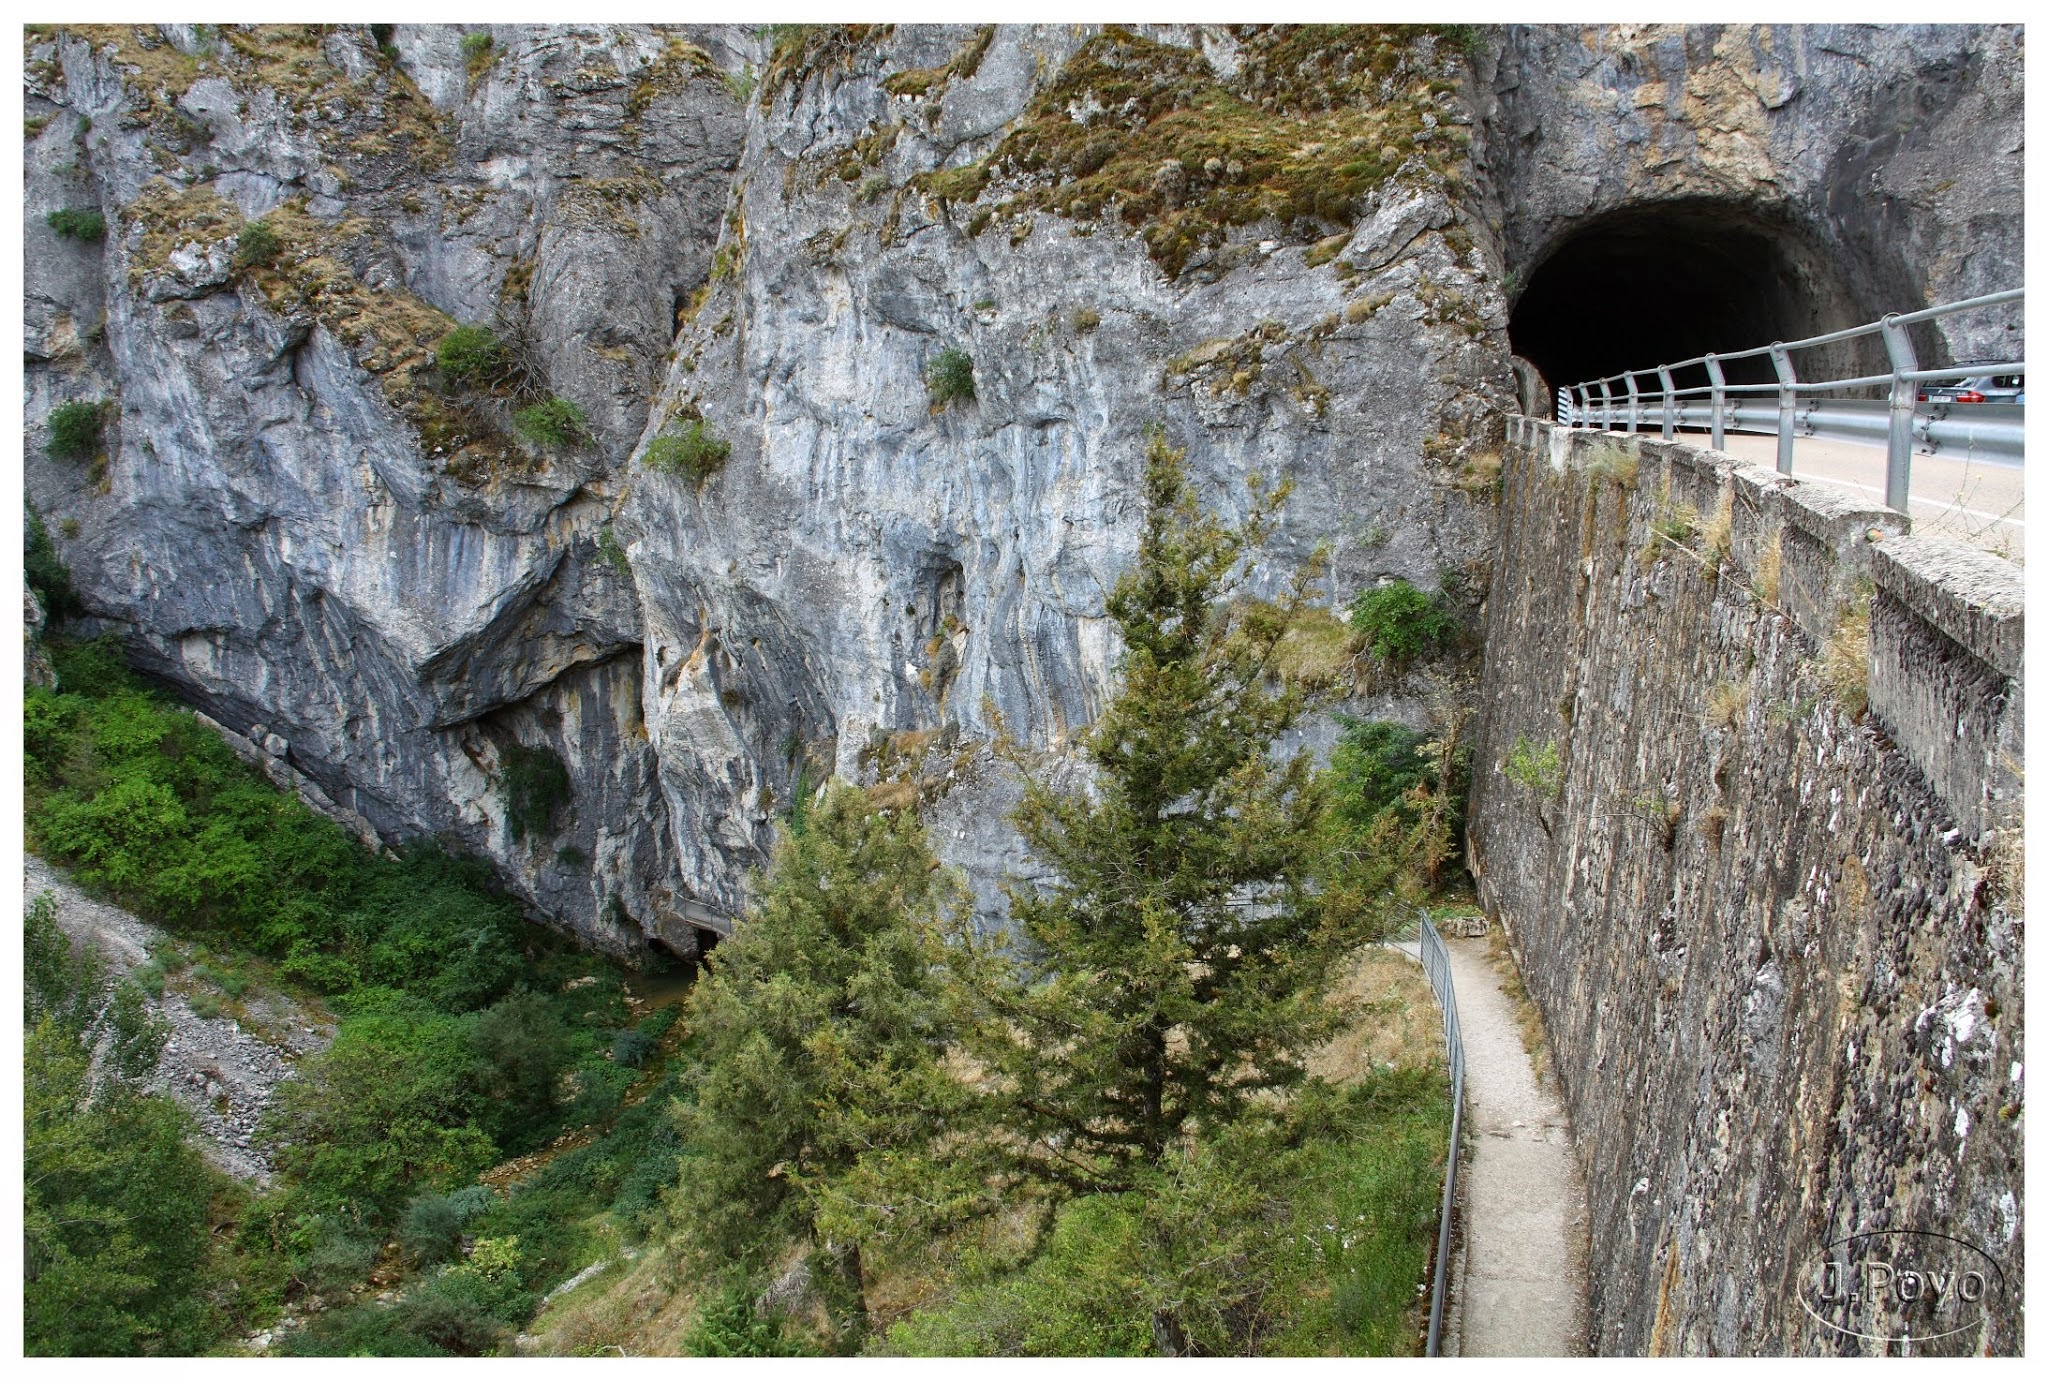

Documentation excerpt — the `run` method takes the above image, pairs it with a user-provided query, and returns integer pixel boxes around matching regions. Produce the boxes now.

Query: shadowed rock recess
[23,22,2022,1355]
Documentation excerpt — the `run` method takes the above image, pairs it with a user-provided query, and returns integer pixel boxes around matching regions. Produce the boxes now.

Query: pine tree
[945,429,1364,1195]
[668,783,963,1341]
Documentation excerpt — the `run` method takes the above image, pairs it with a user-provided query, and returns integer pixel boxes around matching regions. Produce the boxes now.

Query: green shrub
[294,1214,381,1295]
[642,420,730,485]
[1504,735,1563,796]
[262,994,496,1213]
[684,1285,815,1357]
[25,508,77,619]
[461,31,495,80]
[46,400,106,460]
[1329,719,1430,829]
[471,988,572,1143]
[400,1186,492,1266]
[500,743,570,842]
[560,1053,634,1127]
[435,325,509,389]
[25,1020,222,1356]
[399,1276,517,1354]
[234,217,282,270]
[511,396,589,450]
[1347,580,1456,667]
[46,207,106,242]
[925,347,976,406]
[611,1026,657,1068]
[883,1071,1451,1357]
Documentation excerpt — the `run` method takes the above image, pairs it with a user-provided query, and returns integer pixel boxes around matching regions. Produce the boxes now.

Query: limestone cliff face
[26,24,754,952]
[618,24,1508,918]
[25,22,1509,944]
[1486,24,2024,359]
[22,23,2020,952]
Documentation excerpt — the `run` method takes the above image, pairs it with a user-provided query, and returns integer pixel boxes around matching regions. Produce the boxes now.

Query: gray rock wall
[25,23,750,953]
[1467,420,2022,1354]
[610,23,1510,918]
[1486,24,2024,360]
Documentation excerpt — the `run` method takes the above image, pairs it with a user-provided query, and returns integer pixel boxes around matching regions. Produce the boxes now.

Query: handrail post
[1656,365,1677,440]
[1623,371,1641,434]
[1768,343,1798,474]
[1877,313,1920,514]
[1704,354,1727,451]
[1417,905,1464,1361]
[1597,378,1615,432]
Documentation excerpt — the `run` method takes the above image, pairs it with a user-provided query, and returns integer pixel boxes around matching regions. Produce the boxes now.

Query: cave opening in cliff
[1508,199,1871,409]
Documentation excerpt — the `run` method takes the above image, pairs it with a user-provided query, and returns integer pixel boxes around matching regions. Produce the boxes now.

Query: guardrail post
[1704,354,1727,451]
[1656,365,1676,440]
[1768,343,1798,474]
[1877,313,1920,513]
[1597,379,1615,431]
[1623,371,1641,434]
[1578,385,1594,428]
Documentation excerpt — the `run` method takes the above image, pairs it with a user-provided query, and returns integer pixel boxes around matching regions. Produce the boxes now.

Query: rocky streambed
[25,853,334,1182]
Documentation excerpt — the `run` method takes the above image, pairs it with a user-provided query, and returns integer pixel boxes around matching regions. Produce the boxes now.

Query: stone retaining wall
[1467,419,2023,1354]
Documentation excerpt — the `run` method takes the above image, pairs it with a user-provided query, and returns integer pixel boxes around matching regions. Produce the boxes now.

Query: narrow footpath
[1440,932,1590,1357]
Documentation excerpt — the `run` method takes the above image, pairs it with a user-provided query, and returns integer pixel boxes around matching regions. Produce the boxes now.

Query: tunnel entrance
[1508,200,1873,403]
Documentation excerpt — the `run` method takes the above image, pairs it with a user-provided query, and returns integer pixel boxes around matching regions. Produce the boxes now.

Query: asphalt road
[1705,431,2023,560]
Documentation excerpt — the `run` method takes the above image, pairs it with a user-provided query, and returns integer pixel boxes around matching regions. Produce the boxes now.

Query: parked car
[1919,369,2024,405]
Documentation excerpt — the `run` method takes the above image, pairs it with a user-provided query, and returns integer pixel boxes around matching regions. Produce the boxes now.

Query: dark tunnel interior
[1508,201,1873,401]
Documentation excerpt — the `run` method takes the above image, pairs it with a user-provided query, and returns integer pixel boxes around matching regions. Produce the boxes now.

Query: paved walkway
[1441,934,1589,1357]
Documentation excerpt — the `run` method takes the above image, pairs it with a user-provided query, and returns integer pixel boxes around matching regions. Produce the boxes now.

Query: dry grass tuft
[1698,804,1729,850]
[1308,945,1445,1083]
[865,778,919,814]
[524,1245,698,1357]
[1584,443,1639,489]
[1271,604,1363,693]
[1457,448,1503,497]
[1482,925,1550,1082]
[1751,529,1783,607]
[1818,582,1872,719]
[1701,491,1734,577]
[1704,679,1748,729]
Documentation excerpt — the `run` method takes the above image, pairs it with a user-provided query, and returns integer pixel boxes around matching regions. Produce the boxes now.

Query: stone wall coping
[1536,422,2020,682]
[1869,535,2026,680]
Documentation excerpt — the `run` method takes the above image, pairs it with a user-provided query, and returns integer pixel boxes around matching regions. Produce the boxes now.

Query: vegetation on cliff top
[914,25,1478,276]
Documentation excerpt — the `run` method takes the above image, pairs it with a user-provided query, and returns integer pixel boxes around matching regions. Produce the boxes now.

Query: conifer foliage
[669,783,964,1340]
[946,428,1360,1194]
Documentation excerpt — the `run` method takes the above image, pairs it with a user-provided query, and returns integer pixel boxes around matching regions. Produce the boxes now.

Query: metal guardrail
[1408,906,1466,1359]
[1556,288,2024,511]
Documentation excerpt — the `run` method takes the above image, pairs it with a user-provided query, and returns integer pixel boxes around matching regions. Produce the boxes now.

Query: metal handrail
[1556,288,2024,510]
[1408,906,1466,1358]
